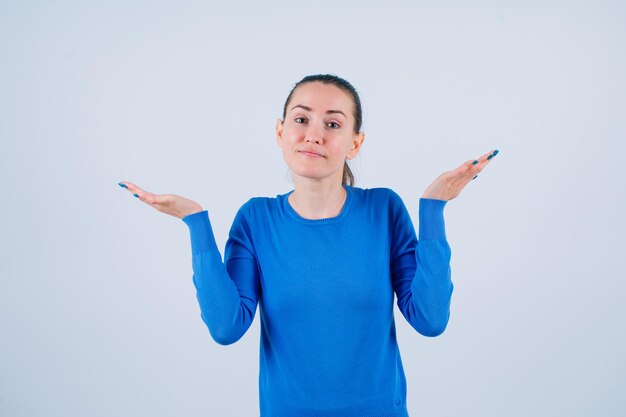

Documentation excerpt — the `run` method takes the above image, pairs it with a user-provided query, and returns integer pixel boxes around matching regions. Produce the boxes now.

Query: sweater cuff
[418,198,447,240]
[181,210,219,254]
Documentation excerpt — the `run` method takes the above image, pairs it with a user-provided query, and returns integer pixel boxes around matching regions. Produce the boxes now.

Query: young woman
[119,74,498,417]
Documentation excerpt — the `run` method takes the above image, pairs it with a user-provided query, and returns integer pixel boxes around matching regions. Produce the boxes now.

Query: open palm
[422,149,499,201]
[118,181,203,219]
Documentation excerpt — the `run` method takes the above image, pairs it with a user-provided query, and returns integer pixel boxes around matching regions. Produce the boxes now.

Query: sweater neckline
[283,184,353,225]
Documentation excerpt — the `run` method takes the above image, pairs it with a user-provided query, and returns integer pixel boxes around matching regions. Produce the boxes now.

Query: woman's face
[276,82,364,184]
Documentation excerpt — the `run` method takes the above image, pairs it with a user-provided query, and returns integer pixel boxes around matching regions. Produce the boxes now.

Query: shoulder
[227,197,271,236]
[353,186,404,207]
[234,196,268,217]
[233,195,280,223]
[359,188,413,228]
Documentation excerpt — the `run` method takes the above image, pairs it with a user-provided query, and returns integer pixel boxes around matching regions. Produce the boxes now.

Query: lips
[299,150,323,157]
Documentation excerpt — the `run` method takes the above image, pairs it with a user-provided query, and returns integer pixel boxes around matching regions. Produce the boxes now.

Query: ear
[346,131,365,160]
[275,118,284,149]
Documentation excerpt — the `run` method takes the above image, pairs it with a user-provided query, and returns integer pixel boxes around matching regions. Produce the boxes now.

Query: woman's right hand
[118,181,204,219]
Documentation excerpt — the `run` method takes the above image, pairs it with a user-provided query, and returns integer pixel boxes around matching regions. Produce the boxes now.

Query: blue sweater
[182,184,453,417]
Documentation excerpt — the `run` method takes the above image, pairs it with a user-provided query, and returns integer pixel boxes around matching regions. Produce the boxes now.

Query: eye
[294,117,306,124]
[328,122,340,129]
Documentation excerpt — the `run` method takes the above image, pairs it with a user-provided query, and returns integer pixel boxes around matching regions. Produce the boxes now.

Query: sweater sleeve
[389,193,453,337]
[182,203,261,345]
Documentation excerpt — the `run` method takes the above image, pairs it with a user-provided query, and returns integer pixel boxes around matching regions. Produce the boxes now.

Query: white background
[1,1,624,416]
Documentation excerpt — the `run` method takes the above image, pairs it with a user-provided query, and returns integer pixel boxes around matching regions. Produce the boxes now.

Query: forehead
[289,82,352,112]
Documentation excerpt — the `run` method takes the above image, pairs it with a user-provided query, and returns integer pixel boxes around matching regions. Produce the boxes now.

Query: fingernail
[118,182,128,188]
[473,175,478,180]
[133,193,139,198]
[487,154,493,160]
[492,149,499,157]
[472,160,478,165]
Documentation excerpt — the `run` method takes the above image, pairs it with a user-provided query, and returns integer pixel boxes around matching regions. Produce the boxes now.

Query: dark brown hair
[281,74,363,186]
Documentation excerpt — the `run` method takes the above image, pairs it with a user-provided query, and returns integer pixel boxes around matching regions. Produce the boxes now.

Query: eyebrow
[290,105,347,118]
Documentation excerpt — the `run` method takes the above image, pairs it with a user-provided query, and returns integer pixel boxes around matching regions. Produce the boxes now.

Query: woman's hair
[281,74,363,187]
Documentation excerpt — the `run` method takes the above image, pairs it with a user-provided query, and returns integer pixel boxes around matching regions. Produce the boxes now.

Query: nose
[304,123,324,144]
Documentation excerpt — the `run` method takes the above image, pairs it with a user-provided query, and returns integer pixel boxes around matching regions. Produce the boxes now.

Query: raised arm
[390,195,453,337]
[391,148,499,336]
[182,204,261,345]
[118,180,261,345]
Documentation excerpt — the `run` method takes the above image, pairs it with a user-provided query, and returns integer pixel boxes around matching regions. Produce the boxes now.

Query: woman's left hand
[421,149,499,201]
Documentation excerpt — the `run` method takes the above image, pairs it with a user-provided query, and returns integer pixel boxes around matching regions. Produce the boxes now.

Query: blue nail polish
[487,154,493,160]
[472,175,478,179]
[492,149,499,157]
[472,160,478,165]
[133,193,139,198]
[118,182,128,188]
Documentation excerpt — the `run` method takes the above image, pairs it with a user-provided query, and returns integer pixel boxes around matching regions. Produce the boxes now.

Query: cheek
[282,130,300,142]
[335,137,354,152]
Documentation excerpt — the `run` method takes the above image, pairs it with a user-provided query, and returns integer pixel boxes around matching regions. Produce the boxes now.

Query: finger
[478,149,499,164]
[137,189,172,207]
[470,149,499,177]
[455,157,483,177]
[118,181,158,203]
[118,181,146,196]
[478,149,497,161]
[454,149,497,182]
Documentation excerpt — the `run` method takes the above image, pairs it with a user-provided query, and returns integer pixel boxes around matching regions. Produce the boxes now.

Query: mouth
[298,151,324,158]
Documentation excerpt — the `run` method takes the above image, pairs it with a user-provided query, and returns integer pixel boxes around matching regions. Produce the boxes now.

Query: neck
[289,176,347,220]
